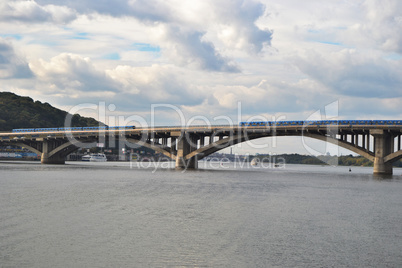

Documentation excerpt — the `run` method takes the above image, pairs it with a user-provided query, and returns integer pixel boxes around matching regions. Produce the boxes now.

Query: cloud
[340,96,402,119]
[345,0,402,53]
[29,53,119,94]
[0,1,76,23]
[36,0,168,21]
[293,49,402,98]
[33,0,271,71]
[0,39,33,79]
[27,53,204,110]
[178,77,337,123]
[106,64,205,106]
[212,0,272,54]
[159,26,240,72]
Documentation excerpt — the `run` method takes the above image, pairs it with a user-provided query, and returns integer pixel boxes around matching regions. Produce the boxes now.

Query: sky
[1,0,401,155]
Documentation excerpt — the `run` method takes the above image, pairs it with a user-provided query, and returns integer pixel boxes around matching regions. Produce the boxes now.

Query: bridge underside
[2,126,401,174]
[125,127,401,174]
[11,136,97,164]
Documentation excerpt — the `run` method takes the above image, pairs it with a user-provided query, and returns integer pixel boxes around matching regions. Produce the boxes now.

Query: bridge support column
[162,138,168,146]
[41,140,65,164]
[370,129,392,175]
[200,136,205,147]
[175,133,198,170]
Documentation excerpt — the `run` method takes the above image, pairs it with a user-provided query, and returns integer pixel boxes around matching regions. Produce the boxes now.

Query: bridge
[1,123,402,175]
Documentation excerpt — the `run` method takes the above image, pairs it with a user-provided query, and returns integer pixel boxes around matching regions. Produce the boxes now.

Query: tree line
[255,153,402,167]
[0,92,101,131]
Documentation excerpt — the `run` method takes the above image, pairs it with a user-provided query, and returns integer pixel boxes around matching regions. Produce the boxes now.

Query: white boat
[82,153,107,162]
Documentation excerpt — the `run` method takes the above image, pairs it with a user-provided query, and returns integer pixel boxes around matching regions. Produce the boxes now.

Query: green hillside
[0,92,102,131]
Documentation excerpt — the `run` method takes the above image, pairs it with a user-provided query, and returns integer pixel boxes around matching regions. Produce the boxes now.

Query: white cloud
[293,48,402,98]
[27,52,205,111]
[32,0,271,72]
[211,0,272,54]
[29,53,119,94]
[157,25,240,72]
[106,64,204,105]
[349,0,402,53]
[0,1,76,23]
[0,38,33,79]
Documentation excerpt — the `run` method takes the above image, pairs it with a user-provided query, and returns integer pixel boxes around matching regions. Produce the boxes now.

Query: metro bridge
[1,122,402,175]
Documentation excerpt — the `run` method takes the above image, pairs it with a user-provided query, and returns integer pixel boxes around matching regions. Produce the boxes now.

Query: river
[1,161,401,267]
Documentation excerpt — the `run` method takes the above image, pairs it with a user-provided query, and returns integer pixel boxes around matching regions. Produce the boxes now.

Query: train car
[11,125,138,133]
[338,120,351,125]
[303,120,316,126]
[372,120,386,125]
[123,125,136,129]
[12,128,35,133]
[386,120,402,125]
[58,127,83,131]
[290,121,304,126]
[35,128,58,132]
[83,126,105,131]
[108,125,136,130]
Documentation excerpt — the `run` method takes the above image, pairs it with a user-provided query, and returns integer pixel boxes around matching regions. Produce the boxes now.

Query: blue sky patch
[316,40,343,46]
[0,34,22,40]
[71,32,90,40]
[131,43,160,52]
[102,52,121,60]
[384,53,402,61]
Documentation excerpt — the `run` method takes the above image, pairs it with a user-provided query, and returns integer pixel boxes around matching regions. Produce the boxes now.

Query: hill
[0,92,102,131]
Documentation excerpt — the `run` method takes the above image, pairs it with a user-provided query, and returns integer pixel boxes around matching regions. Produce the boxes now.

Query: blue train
[12,125,136,133]
[239,120,402,127]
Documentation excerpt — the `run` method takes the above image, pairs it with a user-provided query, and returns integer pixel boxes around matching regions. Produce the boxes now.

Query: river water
[0,161,401,267]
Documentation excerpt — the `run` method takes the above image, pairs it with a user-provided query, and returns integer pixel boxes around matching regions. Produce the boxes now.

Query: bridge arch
[302,133,375,162]
[185,132,377,164]
[126,138,176,160]
[185,133,261,160]
[47,140,81,158]
[384,151,402,163]
[15,142,42,155]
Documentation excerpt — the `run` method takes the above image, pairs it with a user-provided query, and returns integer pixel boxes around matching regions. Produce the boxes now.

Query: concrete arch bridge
[1,124,401,175]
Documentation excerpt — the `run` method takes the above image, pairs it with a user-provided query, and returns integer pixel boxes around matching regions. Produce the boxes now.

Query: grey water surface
[1,161,401,267]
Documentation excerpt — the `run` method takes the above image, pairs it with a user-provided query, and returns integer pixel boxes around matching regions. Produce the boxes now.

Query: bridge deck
[1,124,401,142]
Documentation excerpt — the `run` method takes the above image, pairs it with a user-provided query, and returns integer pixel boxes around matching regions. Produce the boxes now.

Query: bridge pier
[41,153,65,164]
[371,129,393,175]
[175,133,198,170]
[40,140,66,164]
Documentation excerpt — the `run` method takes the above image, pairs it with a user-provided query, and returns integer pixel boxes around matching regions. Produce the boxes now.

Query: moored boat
[82,153,107,162]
